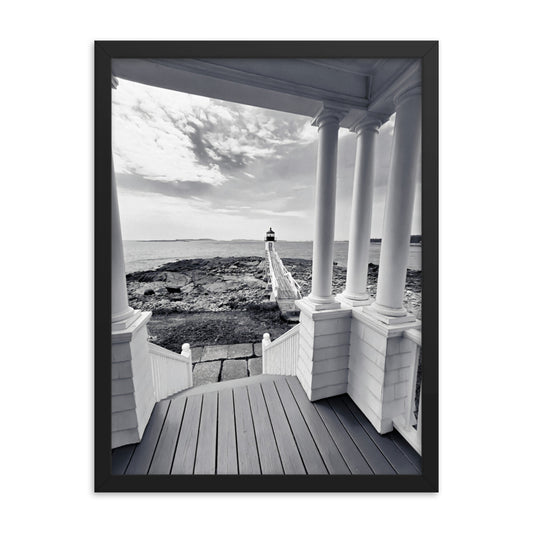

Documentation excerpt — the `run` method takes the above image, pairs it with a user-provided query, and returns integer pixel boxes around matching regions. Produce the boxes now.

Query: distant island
[370,235,422,244]
[133,236,422,243]
[134,238,217,242]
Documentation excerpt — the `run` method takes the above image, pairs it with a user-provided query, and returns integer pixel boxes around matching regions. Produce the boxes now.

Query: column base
[296,300,352,401]
[336,293,373,308]
[112,310,155,449]
[347,307,421,434]
[299,295,341,312]
[364,302,417,325]
[112,308,141,332]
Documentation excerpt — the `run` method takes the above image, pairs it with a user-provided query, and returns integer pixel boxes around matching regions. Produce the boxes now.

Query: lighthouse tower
[265,227,276,251]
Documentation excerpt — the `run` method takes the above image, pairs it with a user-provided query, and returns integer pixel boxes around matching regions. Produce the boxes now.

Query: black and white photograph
[97,42,438,491]
[7,0,533,528]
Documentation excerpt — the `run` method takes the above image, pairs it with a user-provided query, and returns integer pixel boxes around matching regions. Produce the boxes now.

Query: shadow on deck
[112,374,421,475]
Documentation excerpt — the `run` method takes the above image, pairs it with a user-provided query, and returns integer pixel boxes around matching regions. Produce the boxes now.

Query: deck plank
[286,376,351,474]
[217,389,238,474]
[171,394,203,474]
[390,432,422,472]
[328,396,395,474]
[194,391,218,474]
[313,399,373,474]
[261,380,306,474]
[111,444,136,475]
[247,383,284,474]
[149,397,186,474]
[342,397,419,474]
[275,378,328,474]
[233,385,261,474]
[126,400,170,475]
[117,373,421,477]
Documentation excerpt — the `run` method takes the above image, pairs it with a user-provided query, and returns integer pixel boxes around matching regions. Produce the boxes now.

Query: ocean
[123,240,422,274]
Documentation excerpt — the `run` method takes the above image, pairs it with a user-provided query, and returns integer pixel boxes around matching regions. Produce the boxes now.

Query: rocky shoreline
[126,256,421,352]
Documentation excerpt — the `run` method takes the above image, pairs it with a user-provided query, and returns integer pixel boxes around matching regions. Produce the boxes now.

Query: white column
[307,107,345,308]
[372,86,421,319]
[111,158,136,328]
[339,116,383,305]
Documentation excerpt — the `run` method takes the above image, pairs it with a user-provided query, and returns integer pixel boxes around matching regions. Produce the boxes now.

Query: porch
[112,374,420,475]
[110,56,427,464]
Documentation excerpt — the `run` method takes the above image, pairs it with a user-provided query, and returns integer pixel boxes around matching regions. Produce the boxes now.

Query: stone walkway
[190,343,263,386]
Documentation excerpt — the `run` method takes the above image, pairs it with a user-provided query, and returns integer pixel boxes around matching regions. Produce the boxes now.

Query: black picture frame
[95,40,438,492]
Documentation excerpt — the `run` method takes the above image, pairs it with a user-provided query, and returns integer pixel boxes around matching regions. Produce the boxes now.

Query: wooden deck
[112,375,421,475]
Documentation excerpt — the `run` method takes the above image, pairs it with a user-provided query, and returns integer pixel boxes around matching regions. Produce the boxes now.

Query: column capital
[311,104,349,129]
[349,112,389,136]
[393,84,421,109]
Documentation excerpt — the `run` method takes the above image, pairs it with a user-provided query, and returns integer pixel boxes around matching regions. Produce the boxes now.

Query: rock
[201,345,229,361]
[166,285,181,293]
[155,287,167,295]
[221,359,248,381]
[144,288,155,295]
[248,357,263,376]
[191,346,203,363]
[242,276,267,288]
[192,274,218,284]
[193,361,221,386]
[204,281,228,293]
[253,342,263,356]
[227,343,254,359]
[165,272,190,285]
[181,283,195,294]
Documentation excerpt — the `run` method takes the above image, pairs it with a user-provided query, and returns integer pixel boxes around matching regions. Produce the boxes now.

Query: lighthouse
[265,227,276,253]
[265,227,276,242]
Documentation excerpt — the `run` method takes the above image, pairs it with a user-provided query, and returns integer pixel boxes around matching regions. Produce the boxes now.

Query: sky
[112,78,421,241]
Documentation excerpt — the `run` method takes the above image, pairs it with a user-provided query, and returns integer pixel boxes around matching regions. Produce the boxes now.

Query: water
[123,240,422,274]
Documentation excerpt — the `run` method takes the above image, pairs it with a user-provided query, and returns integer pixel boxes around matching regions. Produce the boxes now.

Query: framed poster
[95,41,438,492]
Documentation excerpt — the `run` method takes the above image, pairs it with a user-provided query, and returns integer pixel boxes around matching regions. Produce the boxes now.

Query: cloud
[112,79,419,240]
[115,172,216,199]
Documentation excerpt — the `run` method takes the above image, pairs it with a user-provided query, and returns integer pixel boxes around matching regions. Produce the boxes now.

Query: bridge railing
[269,248,302,299]
[284,270,302,299]
[262,325,300,376]
[266,248,279,298]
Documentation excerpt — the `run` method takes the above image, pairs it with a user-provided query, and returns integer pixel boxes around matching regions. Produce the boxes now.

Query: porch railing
[149,342,193,401]
[262,324,300,376]
[392,328,422,455]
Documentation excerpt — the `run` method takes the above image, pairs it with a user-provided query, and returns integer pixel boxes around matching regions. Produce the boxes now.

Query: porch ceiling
[112,57,420,128]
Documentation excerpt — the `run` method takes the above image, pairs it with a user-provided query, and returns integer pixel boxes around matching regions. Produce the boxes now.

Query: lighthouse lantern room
[265,227,276,242]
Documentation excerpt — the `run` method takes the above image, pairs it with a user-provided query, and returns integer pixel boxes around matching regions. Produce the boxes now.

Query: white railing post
[262,333,271,374]
[262,333,271,350]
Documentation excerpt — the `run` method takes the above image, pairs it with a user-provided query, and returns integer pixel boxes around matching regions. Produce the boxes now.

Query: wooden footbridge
[264,229,302,321]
